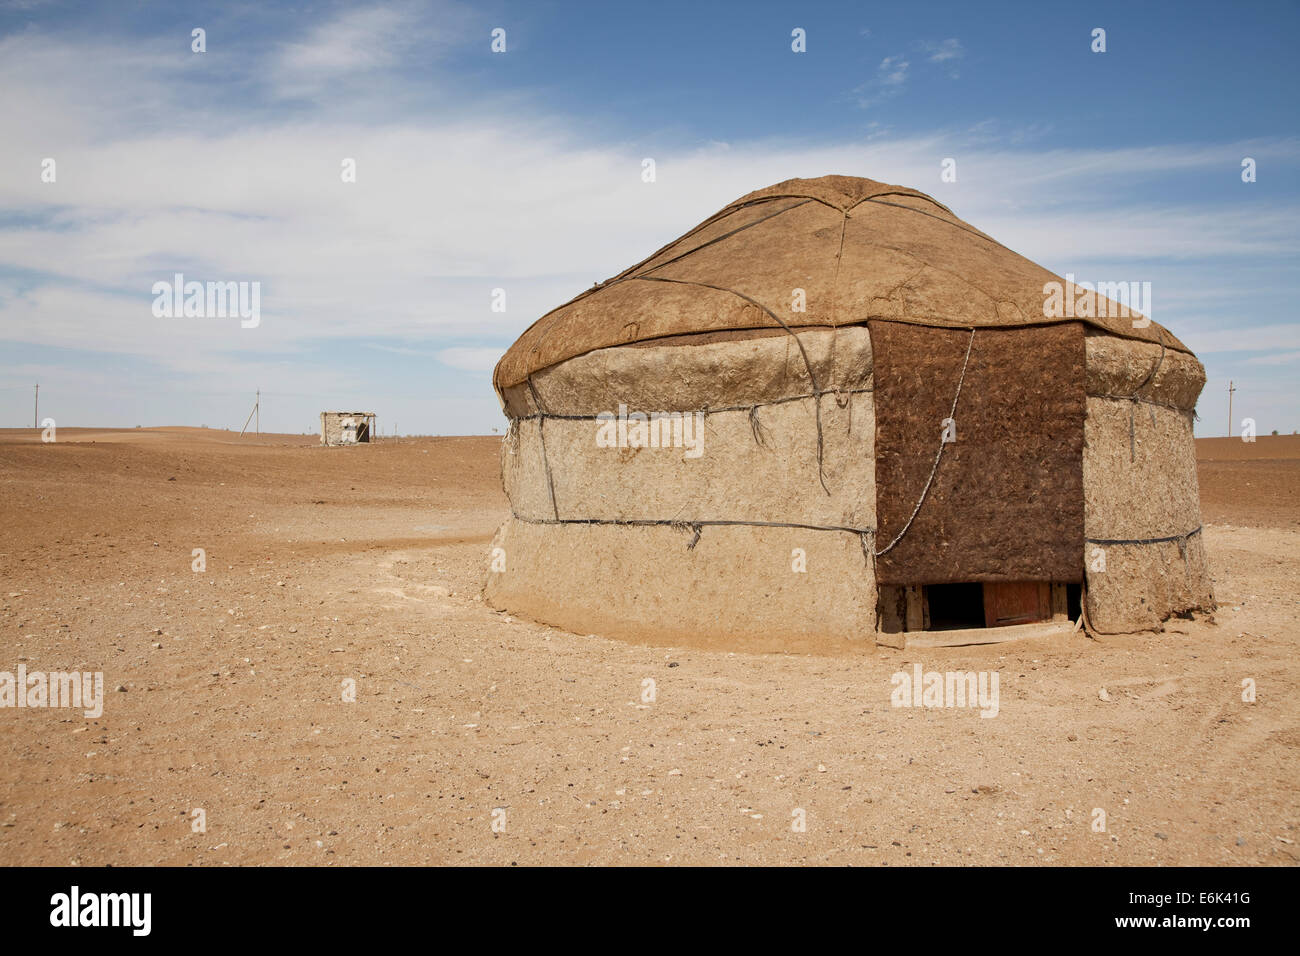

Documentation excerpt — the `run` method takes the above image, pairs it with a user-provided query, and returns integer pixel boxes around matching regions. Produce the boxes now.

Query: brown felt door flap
[871,320,1086,585]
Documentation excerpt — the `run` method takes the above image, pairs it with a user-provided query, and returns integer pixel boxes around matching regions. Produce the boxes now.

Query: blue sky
[0,0,1296,435]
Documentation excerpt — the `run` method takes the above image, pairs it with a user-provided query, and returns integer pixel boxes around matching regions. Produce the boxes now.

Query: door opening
[925,583,985,630]
[878,580,1079,637]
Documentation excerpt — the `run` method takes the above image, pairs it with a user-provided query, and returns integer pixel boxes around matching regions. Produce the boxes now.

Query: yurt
[484,175,1214,648]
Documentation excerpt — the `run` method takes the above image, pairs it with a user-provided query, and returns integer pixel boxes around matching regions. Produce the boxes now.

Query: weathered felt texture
[871,320,1086,585]
[494,175,1190,390]
[503,392,875,528]
[1083,332,1206,410]
[482,518,877,650]
[1081,383,1214,631]
[1083,536,1214,634]
[1082,397,1202,540]
[530,325,872,416]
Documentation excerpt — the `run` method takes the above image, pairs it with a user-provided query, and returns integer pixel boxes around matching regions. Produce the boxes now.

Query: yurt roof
[494,174,1191,390]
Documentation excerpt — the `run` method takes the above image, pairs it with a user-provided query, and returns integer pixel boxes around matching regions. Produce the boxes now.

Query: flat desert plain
[0,427,1296,866]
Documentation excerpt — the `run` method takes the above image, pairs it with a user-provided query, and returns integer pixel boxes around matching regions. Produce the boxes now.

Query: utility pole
[238,390,260,439]
[1227,380,1236,438]
[33,383,38,428]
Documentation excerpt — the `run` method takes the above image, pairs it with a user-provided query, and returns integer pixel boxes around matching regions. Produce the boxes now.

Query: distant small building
[320,411,377,446]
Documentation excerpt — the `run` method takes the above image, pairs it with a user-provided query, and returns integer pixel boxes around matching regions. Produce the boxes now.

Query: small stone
[115,685,127,692]
[1098,688,1110,702]
[817,764,827,773]
[1155,832,1168,840]
[1067,733,1078,741]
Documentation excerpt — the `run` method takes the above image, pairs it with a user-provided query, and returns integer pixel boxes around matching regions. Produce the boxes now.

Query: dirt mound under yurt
[483,175,1214,649]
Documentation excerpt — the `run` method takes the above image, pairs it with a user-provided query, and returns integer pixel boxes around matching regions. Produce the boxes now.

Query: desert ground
[0,426,1296,866]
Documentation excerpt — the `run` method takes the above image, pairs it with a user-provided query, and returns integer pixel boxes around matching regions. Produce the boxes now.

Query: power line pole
[1227,380,1236,438]
[238,391,259,439]
[33,383,38,428]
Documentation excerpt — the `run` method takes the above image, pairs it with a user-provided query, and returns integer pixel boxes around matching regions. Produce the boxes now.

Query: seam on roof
[634,199,815,278]
[607,196,798,283]
[720,191,852,213]
[515,197,805,369]
[859,196,1006,248]
[839,234,1005,318]
[848,190,955,217]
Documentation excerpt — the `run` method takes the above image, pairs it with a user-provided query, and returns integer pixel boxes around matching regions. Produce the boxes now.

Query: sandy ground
[0,426,1295,866]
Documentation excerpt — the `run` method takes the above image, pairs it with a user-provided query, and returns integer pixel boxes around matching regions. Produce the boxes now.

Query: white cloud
[924,38,963,63]
[271,1,471,101]
[855,56,911,107]
[878,55,910,86]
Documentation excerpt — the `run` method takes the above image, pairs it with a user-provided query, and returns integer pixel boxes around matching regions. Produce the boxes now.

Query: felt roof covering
[493,174,1192,390]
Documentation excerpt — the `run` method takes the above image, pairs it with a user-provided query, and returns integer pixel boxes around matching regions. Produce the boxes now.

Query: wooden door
[983,581,1051,628]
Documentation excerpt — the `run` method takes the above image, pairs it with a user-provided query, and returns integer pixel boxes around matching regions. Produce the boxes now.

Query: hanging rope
[630,275,832,494]
[748,405,770,447]
[874,327,976,558]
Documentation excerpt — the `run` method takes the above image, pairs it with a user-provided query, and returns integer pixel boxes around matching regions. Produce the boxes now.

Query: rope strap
[512,386,874,422]
[1085,526,1202,546]
[874,327,976,557]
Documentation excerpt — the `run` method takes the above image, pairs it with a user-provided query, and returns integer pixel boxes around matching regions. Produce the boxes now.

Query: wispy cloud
[921,37,963,78]
[924,38,963,63]
[271,1,471,102]
[855,55,910,107]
